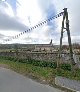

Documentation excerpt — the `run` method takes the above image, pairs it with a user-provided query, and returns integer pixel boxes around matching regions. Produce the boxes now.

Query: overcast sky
[0,0,80,44]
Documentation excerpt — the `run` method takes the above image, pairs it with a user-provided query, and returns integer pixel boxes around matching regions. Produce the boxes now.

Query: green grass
[0,58,80,82]
[0,58,54,81]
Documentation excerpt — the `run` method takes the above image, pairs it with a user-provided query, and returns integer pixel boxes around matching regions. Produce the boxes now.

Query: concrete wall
[55,76,80,91]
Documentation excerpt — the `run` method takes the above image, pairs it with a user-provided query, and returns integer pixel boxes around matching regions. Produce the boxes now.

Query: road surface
[0,67,63,92]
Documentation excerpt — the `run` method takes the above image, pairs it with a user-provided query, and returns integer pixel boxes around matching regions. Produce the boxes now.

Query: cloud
[0,0,80,44]
[6,0,20,15]
[44,0,80,44]
[0,33,13,44]
[2,0,58,44]
[0,1,28,31]
[0,33,5,39]
[69,0,80,36]
[31,0,57,44]
[17,0,42,26]
[0,11,28,31]
[38,0,56,30]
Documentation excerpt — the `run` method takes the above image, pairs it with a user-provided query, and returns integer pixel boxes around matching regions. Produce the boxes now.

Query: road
[0,67,63,92]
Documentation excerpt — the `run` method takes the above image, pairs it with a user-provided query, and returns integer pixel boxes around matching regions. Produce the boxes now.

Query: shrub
[0,56,57,69]
[48,62,57,68]
[60,63,71,71]
[13,58,18,62]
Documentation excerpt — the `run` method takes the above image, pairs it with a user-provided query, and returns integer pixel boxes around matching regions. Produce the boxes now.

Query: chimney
[50,39,52,45]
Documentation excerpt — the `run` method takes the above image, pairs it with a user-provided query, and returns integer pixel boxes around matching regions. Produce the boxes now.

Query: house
[34,39,54,52]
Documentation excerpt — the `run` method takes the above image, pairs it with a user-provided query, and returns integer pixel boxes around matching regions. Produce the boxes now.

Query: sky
[0,0,80,44]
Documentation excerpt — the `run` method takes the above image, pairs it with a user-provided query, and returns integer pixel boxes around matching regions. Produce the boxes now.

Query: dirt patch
[0,64,9,69]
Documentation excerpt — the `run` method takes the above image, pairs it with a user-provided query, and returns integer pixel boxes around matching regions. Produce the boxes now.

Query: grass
[0,58,80,81]
[0,58,80,92]
[0,58,54,81]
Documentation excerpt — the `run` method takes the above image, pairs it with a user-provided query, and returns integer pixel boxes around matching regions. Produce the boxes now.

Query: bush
[13,58,18,62]
[18,59,23,62]
[60,63,71,71]
[0,56,57,69]
[39,61,48,67]
[48,62,57,68]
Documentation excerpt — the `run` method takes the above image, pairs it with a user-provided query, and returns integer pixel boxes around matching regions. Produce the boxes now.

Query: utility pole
[59,8,76,65]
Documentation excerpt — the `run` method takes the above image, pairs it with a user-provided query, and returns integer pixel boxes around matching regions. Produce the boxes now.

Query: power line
[3,11,64,43]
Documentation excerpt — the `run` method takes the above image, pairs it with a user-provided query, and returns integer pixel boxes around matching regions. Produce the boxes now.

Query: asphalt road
[0,67,63,92]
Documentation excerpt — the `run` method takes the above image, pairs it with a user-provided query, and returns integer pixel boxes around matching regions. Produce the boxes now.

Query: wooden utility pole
[59,8,76,65]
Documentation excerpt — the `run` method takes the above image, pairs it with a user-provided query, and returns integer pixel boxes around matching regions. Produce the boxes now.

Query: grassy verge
[0,58,79,92]
[0,58,54,82]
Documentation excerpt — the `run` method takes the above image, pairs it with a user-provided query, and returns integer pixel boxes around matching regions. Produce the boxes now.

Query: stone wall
[19,52,58,61]
[0,52,58,62]
[0,52,80,64]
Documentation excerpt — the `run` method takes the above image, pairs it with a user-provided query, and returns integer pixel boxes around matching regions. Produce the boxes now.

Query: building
[34,39,54,52]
